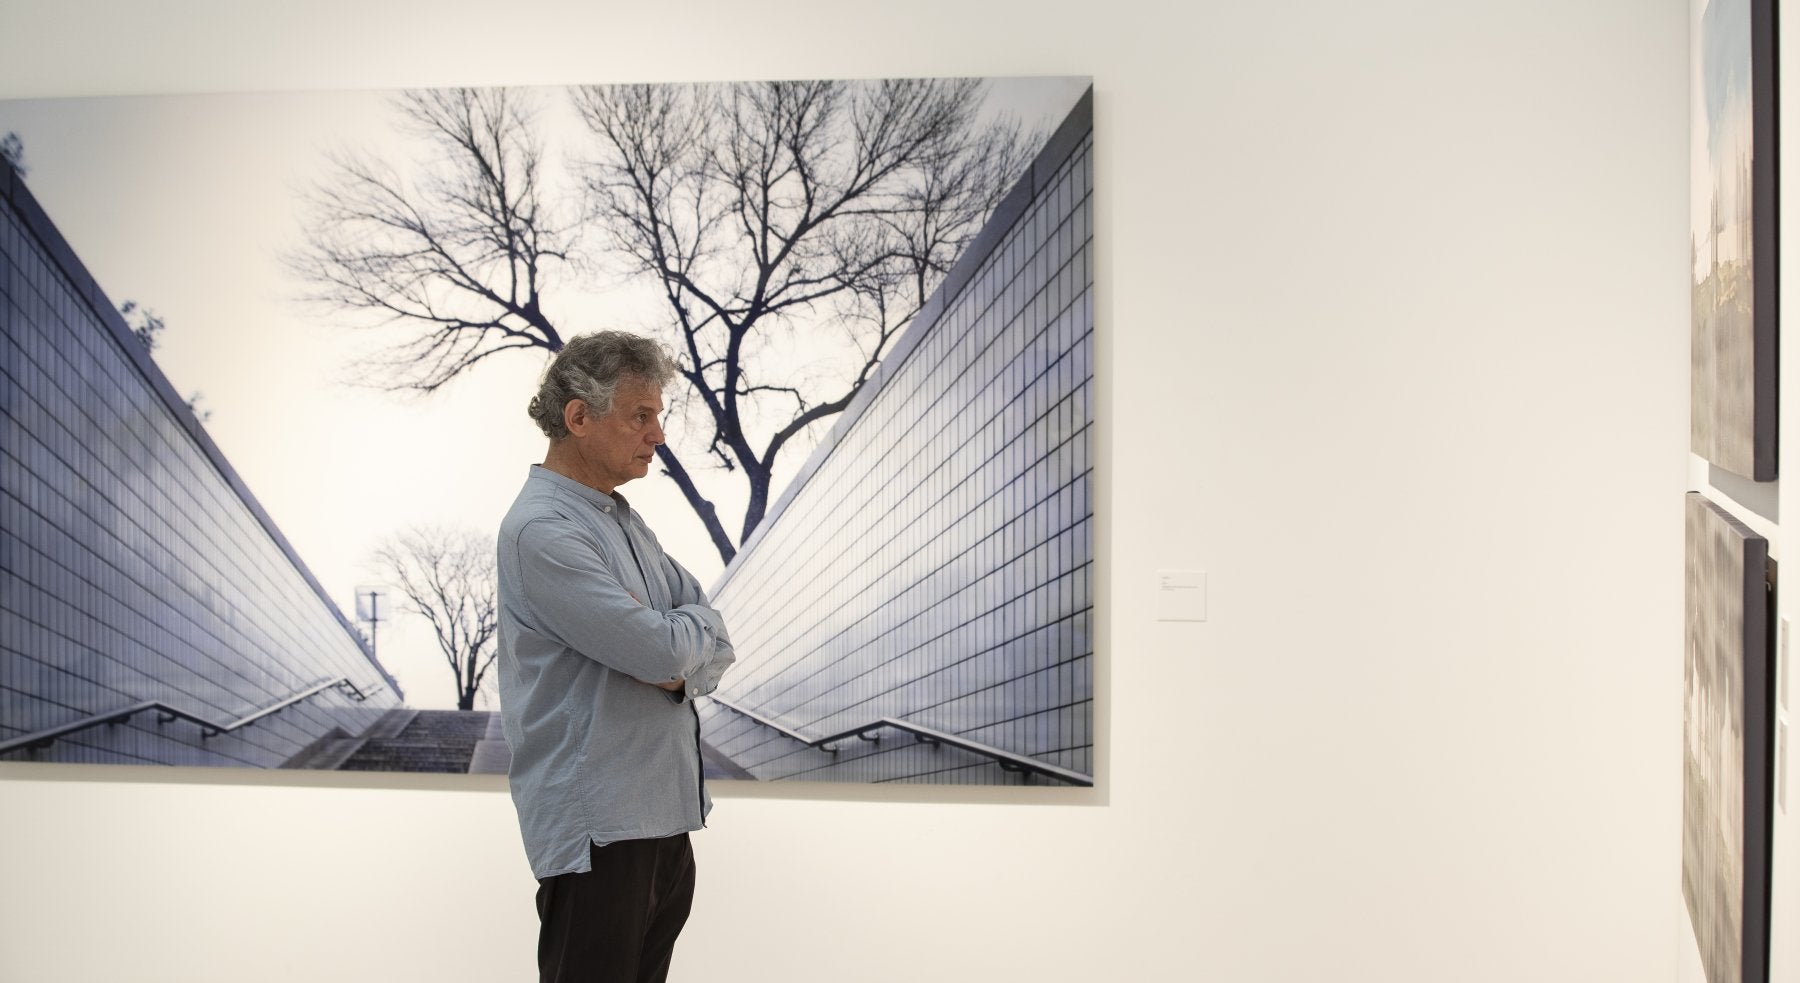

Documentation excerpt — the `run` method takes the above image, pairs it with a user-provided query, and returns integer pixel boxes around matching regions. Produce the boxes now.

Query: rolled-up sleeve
[514,516,725,686]
[659,553,736,699]
[683,634,734,699]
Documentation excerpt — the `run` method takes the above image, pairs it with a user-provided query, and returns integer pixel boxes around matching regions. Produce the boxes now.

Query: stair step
[363,708,418,741]
[335,709,497,774]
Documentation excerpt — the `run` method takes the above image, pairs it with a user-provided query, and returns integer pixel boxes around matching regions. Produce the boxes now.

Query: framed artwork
[1682,492,1773,983]
[0,76,1093,785]
[1690,0,1776,481]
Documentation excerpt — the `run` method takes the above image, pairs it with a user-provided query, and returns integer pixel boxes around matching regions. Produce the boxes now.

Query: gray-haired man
[496,330,735,983]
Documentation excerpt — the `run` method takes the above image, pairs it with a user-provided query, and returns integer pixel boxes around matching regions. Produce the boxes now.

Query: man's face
[578,374,665,492]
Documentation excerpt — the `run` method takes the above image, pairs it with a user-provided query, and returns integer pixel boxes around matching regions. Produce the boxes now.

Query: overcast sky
[2,76,1089,709]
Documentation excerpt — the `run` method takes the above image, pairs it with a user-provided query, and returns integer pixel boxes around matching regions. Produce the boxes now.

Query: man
[496,330,735,983]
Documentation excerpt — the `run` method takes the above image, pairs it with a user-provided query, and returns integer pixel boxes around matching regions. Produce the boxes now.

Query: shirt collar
[528,464,631,513]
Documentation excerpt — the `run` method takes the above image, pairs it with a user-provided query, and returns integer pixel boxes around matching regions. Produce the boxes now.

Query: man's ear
[562,398,590,437]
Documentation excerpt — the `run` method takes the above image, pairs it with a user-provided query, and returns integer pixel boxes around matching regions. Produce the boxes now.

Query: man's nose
[647,419,665,445]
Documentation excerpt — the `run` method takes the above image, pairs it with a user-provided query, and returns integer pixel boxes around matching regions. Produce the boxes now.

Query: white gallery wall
[0,1,1703,981]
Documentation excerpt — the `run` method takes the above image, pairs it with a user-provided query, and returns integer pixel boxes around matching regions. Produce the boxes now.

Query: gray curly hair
[528,331,678,440]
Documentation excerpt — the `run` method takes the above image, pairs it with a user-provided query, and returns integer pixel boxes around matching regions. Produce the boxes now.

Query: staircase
[336,709,497,774]
[283,707,746,779]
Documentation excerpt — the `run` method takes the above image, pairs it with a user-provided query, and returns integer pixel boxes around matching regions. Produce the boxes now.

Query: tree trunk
[741,464,772,548]
[656,444,736,564]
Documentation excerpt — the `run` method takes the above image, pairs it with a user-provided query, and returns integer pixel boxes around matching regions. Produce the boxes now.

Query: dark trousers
[536,833,697,983]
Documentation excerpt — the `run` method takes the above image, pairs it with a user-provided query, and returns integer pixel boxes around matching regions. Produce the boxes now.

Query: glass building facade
[0,164,401,768]
[698,92,1093,785]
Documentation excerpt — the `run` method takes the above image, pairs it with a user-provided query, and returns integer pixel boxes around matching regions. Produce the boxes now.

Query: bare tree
[572,80,1034,561]
[373,526,498,711]
[120,300,212,422]
[120,299,166,351]
[2,131,26,176]
[291,88,576,392]
[296,80,1035,563]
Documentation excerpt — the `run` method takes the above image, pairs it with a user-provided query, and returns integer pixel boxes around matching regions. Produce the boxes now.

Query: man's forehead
[616,375,665,409]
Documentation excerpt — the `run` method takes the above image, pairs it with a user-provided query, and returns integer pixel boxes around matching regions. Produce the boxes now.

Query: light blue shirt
[497,466,735,879]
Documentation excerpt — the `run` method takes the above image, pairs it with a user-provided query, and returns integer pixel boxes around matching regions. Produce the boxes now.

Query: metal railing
[704,694,1092,786]
[0,677,373,757]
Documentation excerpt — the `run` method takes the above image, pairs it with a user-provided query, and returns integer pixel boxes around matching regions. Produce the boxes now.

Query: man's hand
[656,679,685,692]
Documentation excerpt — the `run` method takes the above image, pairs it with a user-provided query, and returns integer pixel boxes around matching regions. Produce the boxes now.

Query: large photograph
[1682,493,1772,983]
[0,76,1094,785]
[1689,0,1775,481]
